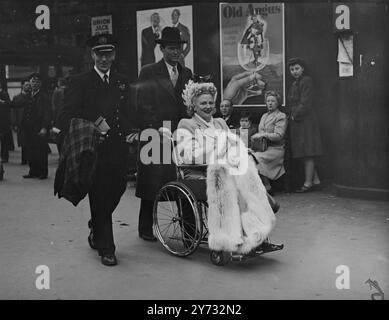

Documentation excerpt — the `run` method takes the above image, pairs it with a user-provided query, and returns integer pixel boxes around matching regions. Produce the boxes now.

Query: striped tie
[171,65,178,87]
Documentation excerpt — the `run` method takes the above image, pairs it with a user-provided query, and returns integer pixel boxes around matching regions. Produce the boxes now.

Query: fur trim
[206,157,276,254]
[207,165,244,252]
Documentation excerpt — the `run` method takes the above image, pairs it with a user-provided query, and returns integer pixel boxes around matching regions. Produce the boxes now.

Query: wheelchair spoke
[153,182,203,257]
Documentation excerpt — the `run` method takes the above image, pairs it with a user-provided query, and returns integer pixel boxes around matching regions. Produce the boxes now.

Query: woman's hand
[158,127,173,140]
[252,132,266,139]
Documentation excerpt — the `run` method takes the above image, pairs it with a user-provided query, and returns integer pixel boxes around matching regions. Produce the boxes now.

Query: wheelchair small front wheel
[210,251,229,266]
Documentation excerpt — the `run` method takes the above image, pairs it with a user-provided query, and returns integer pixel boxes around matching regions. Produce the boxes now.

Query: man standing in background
[11,80,31,164]
[0,82,11,163]
[22,73,51,179]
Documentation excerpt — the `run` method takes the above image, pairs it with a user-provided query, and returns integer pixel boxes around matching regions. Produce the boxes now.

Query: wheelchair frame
[152,135,283,266]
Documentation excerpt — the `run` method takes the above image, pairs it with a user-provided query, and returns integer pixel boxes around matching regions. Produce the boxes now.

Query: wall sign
[220,3,285,106]
[136,6,193,74]
[91,15,113,36]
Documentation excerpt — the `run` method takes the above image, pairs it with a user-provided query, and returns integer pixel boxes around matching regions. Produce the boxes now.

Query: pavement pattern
[0,146,388,300]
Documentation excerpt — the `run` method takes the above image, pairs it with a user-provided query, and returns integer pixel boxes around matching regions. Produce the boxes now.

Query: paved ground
[0,146,388,300]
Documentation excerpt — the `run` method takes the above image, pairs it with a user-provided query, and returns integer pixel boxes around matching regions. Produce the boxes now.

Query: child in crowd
[236,110,257,148]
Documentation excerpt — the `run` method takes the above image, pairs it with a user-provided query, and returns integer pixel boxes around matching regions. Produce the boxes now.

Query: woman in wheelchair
[173,80,281,256]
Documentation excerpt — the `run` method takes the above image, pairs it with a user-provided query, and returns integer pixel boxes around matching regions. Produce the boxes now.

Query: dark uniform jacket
[20,90,51,134]
[135,59,192,200]
[58,69,137,164]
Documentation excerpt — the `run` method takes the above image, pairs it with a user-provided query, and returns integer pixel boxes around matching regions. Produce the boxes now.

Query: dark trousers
[21,146,27,163]
[25,132,48,177]
[0,134,9,161]
[88,161,127,256]
[138,199,154,236]
[139,193,197,238]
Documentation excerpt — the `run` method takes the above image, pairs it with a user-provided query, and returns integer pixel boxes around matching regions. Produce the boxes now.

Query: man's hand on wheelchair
[98,131,108,143]
[158,127,173,140]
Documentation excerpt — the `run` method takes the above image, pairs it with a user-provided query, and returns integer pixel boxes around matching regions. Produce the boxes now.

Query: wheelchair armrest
[176,164,208,170]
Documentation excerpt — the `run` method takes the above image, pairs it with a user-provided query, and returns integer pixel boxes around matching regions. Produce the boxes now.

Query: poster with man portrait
[136,5,193,74]
[220,3,285,106]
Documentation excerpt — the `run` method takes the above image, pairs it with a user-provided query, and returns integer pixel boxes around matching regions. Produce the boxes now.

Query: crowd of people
[0,27,323,266]
[0,74,70,180]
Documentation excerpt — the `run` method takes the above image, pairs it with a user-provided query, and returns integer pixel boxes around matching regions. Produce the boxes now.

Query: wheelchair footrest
[255,242,284,254]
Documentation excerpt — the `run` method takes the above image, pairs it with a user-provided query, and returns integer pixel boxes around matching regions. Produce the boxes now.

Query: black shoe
[38,175,48,180]
[87,220,96,250]
[139,233,157,242]
[312,183,322,191]
[101,254,117,266]
[256,241,284,253]
[88,231,97,250]
[295,185,314,193]
[23,174,36,179]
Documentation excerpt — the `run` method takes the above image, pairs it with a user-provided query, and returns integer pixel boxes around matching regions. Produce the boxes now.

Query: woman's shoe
[312,183,322,191]
[295,185,314,193]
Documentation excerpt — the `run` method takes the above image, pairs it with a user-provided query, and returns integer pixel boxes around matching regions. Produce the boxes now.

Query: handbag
[251,136,268,152]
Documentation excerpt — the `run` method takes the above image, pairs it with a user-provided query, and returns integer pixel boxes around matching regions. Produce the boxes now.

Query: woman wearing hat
[287,57,323,192]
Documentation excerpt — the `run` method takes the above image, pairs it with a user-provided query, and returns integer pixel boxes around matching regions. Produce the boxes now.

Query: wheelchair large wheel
[153,181,203,257]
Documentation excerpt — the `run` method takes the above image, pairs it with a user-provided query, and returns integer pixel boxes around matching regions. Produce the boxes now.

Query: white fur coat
[207,156,276,254]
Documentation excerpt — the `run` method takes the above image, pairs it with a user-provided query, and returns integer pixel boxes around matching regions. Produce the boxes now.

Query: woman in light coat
[252,91,287,194]
[175,80,276,254]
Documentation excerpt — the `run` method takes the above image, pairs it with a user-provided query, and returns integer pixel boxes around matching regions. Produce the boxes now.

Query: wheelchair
[152,136,283,266]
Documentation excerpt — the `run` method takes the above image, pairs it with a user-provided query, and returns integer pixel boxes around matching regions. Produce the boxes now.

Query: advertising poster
[136,5,193,74]
[220,3,285,106]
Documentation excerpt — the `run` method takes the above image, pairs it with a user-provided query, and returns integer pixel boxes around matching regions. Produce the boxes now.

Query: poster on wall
[136,5,193,74]
[220,3,285,106]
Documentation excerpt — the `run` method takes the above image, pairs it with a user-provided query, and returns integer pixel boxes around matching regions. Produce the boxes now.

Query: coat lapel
[89,69,104,88]
[192,115,209,131]
[155,59,176,100]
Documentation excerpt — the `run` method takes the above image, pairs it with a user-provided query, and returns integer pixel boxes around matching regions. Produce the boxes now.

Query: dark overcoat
[0,91,11,134]
[58,69,137,164]
[21,90,51,133]
[287,75,323,158]
[135,59,192,200]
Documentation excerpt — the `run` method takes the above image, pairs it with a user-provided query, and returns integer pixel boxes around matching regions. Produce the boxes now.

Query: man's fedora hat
[28,73,42,81]
[86,34,117,52]
[155,27,186,45]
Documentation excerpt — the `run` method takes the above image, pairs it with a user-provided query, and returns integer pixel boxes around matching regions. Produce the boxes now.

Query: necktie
[171,66,178,87]
[103,74,109,86]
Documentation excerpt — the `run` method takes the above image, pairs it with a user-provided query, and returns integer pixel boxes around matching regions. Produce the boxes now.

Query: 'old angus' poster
[220,3,285,106]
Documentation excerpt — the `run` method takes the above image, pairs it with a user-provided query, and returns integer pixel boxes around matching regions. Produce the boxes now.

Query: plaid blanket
[54,118,100,206]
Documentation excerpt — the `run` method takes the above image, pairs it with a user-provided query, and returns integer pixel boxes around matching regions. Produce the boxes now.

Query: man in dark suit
[136,27,192,241]
[217,99,240,129]
[171,8,191,67]
[0,82,11,163]
[21,73,51,179]
[58,34,137,266]
[140,12,161,67]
